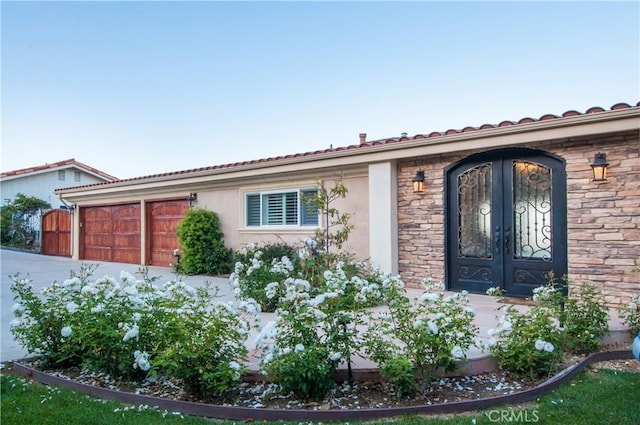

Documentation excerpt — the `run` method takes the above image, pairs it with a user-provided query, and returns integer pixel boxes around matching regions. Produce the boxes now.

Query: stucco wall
[1,169,107,206]
[397,130,640,306]
[197,174,370,261]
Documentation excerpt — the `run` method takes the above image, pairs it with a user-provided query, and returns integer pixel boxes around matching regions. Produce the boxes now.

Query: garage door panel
[113,234,140,247]
[114,221,140,233]
[148,200,187,266]
[84,247,112,262]
[83,207,112,220]
[113,248,140,264]
[82,204,140,264]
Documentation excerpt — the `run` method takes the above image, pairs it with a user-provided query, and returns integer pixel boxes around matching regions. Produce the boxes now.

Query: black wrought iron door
[446,149,567,297]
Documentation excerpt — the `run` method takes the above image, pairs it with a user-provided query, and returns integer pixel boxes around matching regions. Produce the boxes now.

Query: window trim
[244,187,318,229]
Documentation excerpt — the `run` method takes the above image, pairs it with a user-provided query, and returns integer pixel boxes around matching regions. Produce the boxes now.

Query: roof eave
[56,107,640,201]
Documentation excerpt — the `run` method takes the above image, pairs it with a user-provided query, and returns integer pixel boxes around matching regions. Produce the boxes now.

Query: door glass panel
[513,161,552,260]
[458,163,492,258]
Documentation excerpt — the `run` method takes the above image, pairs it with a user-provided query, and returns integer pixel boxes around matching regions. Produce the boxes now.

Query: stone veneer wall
[397,130,639,306]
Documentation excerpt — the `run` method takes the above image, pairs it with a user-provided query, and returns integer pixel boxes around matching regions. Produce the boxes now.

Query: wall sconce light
[187,192,198,207]
[412,170,425,193]
[590,153,609,181]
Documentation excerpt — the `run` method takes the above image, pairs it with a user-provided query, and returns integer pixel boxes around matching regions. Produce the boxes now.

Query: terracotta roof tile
[561,110,581,117]
[586,106,606,114]
[56,102,638,192]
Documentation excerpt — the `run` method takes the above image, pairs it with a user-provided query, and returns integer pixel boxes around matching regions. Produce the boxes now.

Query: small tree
[310,179,353,257]
[176,208,232,275]
[1,193,51,247]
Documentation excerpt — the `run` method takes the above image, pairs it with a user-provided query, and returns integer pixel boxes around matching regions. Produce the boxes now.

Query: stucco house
[1,158,118,207]
[1,159,117,255]
[56,102,640,306]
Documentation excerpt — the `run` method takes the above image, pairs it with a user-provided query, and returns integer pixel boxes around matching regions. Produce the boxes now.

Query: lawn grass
[1,369,639,425]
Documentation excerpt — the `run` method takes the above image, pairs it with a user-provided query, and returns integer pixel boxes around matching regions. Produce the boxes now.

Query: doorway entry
[445,148,567,297]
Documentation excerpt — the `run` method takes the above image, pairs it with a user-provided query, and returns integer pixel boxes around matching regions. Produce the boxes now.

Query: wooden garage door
[81,204,141,264]
[147,200,187,266]
[42,209,72,257]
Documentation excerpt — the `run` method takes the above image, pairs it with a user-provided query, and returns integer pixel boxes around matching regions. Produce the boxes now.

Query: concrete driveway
[1,248,233,362]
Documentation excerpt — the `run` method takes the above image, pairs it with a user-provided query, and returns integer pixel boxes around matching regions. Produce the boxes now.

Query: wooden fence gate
[41,209,72,257]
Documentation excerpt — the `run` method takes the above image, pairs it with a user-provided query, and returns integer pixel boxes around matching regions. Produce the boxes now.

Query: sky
[2,1,639,180]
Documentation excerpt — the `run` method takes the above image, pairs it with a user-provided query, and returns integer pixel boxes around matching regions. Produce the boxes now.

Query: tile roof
[57,101,639,192]
[1,158,118,181]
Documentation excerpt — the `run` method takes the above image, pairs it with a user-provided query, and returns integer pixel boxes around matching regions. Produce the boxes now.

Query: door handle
[504,227,511,255]
[495,227,501,254]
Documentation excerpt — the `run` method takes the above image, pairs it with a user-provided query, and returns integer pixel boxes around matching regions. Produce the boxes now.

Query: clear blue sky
[2,1,638,179]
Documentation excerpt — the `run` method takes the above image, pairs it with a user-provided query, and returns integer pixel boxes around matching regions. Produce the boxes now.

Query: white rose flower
[123,324,140,342]
[329,352,342,361]
[61,326,73,338]
[420,293,439,304]
[295,343,305,352]
[11,303,25,317]
[451,345,464,359]
[66,302,79,314]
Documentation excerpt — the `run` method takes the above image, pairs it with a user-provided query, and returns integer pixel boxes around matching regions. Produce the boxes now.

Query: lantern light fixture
[590,153,609,181]
[187,192,198,208]
[412,170,425,193]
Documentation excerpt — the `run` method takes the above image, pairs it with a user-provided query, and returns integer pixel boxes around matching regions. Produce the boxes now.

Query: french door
[446,149,567,297]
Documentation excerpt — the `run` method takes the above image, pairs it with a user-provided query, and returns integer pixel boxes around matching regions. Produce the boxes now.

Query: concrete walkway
[1,248,631,372]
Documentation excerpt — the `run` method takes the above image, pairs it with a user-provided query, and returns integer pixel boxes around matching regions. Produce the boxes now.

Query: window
[58,170,65,181]
[246,188,318,227]
[74,171,81,182]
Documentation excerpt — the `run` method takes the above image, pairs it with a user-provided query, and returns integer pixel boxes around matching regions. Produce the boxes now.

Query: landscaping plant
[254,261,385,400]
[486,277,610,378]
[486,302,564,379]
[363,278,479,395]
[176,208,232,275]
[620,268,640,336]
[620,294,640,336]
[10,266,256,398]
[0,193,51,248]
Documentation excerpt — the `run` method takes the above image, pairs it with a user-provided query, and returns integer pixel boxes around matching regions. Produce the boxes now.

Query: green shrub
[255,262,385,401]
[379,354,415,397]
[620,268,640,336]
[230,242,297,312]
[488,304,564,379]
[10,266,256,396]
[152,293,251,400]
[557,282,609,354]
[176,208,232,275]
[263,343,336,402]
[363,278,479,389]
[620,294,640,336]
[1,193,51,247]
[231,239,386,312]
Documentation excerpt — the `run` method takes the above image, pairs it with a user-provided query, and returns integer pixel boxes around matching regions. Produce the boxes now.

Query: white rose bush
[254,261,389,401]
[362,277,479,396]
[484,277,610,379]
[9,265,256,400]
[484,301,564,379]
[621,293,640,336]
